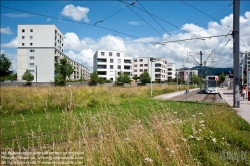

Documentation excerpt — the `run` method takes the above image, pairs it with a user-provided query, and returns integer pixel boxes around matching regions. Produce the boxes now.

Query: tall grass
[1,85,193,114]
[1,85,250,165]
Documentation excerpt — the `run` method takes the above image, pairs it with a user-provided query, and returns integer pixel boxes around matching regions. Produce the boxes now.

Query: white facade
[166,63,176,80]
[93,50,132,81]
[17,24,90,82]
[177,68,198,83]
[133,57,169,82]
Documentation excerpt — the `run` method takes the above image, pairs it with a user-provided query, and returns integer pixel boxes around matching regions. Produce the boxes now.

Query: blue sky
[1,1,250,72]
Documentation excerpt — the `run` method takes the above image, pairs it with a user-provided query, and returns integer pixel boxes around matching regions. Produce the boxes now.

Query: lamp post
[150,57,156,97]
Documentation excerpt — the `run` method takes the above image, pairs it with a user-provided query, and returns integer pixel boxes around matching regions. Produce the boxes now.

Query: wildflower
[170,150,174,153]
[190,135,194,139]
[144,158,153,162]
[181,138,187,142]
[212,138,217,143]
[192,115,196,117]
[174,112,177,114]
[199,112,203,115]
[165,148,170,151]
[199,120,205,124]
[200,124,205,127]
[196,137,201,141]
[124,138,130,141]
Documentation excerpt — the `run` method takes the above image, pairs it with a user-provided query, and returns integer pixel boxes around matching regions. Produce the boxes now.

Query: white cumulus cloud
[1,27,13,35]
[61,4,89,22]
[1,37,18,48]
[63,11,250,71]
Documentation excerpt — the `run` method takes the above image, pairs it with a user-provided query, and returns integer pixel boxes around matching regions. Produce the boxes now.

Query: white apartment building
[93,50,133,81]
[17,24,90,82]
[133,57,168,82]
[177,68,198,84]
[166,63,176,80]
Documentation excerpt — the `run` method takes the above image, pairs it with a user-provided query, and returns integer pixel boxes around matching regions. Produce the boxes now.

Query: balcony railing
[124,60,132,63]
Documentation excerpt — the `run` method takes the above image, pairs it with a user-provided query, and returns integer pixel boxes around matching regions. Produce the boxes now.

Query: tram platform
[218,87,250,124]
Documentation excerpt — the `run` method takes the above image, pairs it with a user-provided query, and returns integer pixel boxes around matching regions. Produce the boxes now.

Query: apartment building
[166,63,176,80]
[17,24,90,82]
[133,57,168,82]
[93,50,133,81]
[177,68,198,84]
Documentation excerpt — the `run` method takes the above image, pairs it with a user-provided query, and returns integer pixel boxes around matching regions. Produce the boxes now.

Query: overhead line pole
[233,0,240,108]
[200,51,203,95]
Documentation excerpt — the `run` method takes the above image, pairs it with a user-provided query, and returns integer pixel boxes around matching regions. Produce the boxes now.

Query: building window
[117,59,121,63]
[22,43,25,46]
[110,59,113,63]
[140,59,143,62]
[140,64,143,67]
[22,29,25,32]
[110,65,113,69]
[140,69,143,72]
[30,56,34,59]
[144,64,148,67]
[144,69,148,72]
[134,64,137,67]
[30,43,33,46]
[134,69,137,72]
[29,63,34,67]
[30,36,33,39]
[22,36,25,39]
[117,53,120,57]
[29,70,34,72]
[101,52,105,56]
[30,50,35,52]
[134,59,137,62]
[30,29,33,32]
[109,52,112,56]
[118,65,121,69]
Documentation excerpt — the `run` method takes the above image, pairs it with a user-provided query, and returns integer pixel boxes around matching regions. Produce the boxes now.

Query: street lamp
[150,57,156,97]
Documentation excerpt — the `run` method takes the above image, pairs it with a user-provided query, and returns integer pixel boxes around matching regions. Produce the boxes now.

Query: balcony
[124,66,131,70]
[97,59,107,63]
[98,71,107,76]
[97,65,107,69]
[155,69,161,73]
[124,60,132,63]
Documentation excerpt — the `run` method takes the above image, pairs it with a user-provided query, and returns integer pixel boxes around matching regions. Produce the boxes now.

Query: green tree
[90,70,99,85]
[0,53,12,77]
[22,69,34,85]
[219,72,225,84]
[191,74,200,85]
[55,58,74,86]
[140,71,151,84]
[117,71,130,84]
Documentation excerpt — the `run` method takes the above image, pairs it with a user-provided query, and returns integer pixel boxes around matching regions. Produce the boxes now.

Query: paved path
[154,87,250,124]
[218,87,250,124]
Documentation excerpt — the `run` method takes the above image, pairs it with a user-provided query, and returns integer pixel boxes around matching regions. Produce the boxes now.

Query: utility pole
[233,0,240,108]
[247,53,249,99]
[36,65,37,83]
[200,51,202,94]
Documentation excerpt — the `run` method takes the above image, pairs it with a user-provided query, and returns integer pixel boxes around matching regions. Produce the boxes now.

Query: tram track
[167,90,225,103]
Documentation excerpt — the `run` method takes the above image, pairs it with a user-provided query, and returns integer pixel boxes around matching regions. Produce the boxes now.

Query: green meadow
[1,86,250,165]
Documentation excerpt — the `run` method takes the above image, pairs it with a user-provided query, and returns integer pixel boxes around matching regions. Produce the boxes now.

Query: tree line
[1,52,226,86]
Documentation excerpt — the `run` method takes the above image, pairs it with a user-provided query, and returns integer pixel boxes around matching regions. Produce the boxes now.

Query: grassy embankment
[1,85,250,165]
